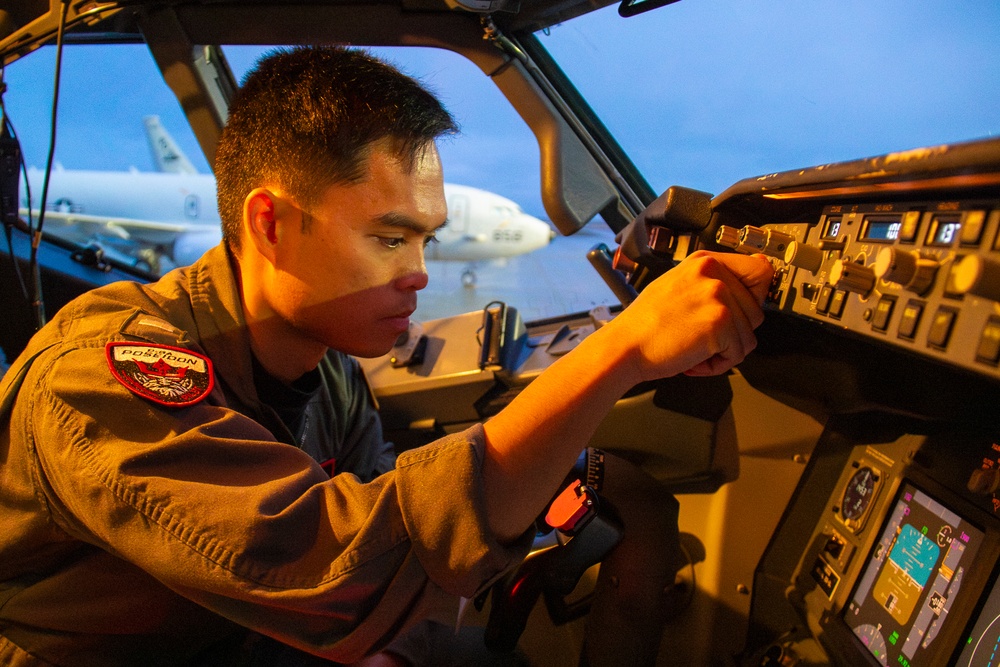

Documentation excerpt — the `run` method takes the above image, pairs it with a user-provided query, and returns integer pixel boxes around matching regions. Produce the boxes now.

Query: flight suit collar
[186,243,259,412]
[185,243,302,447]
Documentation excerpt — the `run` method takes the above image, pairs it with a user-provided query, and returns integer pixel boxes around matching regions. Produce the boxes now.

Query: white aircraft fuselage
[21,166,553,271]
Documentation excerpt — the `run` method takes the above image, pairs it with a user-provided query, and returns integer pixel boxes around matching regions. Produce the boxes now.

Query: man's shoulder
[52,275,191,346]
[4,280,214,415]
[6,247,244,411]
[51,244,230,345]
[9,264,202,379]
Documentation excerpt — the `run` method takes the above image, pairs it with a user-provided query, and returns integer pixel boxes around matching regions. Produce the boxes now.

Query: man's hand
[608,250,774,383]
[481,250,773,541]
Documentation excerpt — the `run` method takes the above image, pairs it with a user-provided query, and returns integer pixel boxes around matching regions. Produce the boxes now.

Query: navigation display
[844,482,984,666]
[955,570,1000,666]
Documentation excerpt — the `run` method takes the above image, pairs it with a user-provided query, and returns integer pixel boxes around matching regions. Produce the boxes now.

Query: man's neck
[232,252,327,385]
[246,317,327,385]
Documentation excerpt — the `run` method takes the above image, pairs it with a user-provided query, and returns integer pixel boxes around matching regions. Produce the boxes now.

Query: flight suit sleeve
[21,342,532,661]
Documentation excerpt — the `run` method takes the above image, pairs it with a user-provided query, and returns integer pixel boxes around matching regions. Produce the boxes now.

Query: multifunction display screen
[955,569,1000,666]
[844,482,984,666]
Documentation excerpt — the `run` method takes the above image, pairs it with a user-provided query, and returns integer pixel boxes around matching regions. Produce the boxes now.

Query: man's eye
[378,234,437,249]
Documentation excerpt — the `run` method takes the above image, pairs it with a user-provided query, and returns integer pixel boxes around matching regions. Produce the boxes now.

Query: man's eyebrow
[376,212,448,234]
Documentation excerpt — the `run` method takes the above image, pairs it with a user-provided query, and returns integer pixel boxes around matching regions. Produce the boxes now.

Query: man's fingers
[674,251,770,376]
[690,251,775,306]
[722,253,775,304]
[682,252,772,329]
[619,250,774,380]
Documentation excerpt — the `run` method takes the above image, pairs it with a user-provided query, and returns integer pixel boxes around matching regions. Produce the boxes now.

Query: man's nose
[395,248,429,291]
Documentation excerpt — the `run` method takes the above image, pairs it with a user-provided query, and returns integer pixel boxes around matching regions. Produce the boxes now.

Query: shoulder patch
[106,342,215,407]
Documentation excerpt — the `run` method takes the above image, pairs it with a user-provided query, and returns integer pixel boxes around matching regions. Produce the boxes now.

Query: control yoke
[483,451,624,654]
[606,186,713,294]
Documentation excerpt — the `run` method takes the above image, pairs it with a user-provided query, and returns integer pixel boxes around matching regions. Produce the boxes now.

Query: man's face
[266,141,447,357]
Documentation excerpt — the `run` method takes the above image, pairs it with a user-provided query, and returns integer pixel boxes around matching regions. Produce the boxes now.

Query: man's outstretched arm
[481,251,774,542]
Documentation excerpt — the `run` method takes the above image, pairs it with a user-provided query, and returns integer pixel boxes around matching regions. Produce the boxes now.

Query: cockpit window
[6,0,996,327]
[534,0,1000,199]
[4,40,619,325]
[5,43,211,276]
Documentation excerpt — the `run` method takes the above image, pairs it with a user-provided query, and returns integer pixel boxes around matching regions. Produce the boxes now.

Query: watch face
[842,466,878,527]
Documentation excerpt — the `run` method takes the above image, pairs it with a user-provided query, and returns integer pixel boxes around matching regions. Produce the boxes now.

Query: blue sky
[3,0,999,222]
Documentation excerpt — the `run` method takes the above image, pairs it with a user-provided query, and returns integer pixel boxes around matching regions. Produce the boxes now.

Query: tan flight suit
[0,244,531,666]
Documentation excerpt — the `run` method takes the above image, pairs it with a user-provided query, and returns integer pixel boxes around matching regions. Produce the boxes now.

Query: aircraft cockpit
[1,1,999,665]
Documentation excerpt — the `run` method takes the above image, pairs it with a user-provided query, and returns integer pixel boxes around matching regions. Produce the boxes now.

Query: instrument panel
[717,199,1000,382]
[713,138,1000,667]
[757,426,1000,667]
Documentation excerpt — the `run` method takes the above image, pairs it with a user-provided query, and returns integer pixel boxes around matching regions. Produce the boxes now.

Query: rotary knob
[968,467,1000,495]
[873,247,939,295]
[738,225,795,259]
[951,255,1000,302]
[783,241,824,274]
[715,225,741,251]
[829,259,876,296]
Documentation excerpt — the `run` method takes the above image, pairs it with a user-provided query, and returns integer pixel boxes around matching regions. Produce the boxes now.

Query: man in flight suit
[0,46,774,665]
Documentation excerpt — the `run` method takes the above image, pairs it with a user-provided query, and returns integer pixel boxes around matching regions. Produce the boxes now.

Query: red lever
[545,479,594,531]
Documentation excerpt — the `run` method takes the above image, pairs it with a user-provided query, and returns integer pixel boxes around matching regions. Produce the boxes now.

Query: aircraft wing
[22,208,207,245]
[20,208,222,273]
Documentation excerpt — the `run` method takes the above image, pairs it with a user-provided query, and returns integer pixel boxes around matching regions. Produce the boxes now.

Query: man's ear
[243,188,281,263]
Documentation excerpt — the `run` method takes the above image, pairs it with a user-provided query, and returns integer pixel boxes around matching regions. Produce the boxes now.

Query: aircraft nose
[521,213,555,250]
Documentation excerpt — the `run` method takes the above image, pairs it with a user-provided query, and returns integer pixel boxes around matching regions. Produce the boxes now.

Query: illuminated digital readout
[843,483,983,667]
[863,218,902,242]
[929,219,962,247]
[823,217,842,239]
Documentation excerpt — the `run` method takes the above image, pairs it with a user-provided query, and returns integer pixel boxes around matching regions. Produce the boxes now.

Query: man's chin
[323,322,406,358]
[335,336,399,359]
[351,345,395,359]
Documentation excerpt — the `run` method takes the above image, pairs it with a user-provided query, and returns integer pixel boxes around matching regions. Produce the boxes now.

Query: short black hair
[214,46,457,251]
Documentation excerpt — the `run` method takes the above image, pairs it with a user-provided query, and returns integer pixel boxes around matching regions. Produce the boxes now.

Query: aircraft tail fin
[143,115,197,175]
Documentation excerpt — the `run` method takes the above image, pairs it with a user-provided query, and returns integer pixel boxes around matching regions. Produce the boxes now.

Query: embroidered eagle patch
[106,343,215,407]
